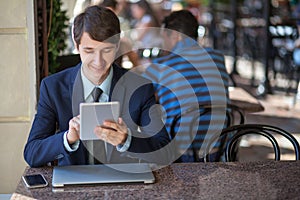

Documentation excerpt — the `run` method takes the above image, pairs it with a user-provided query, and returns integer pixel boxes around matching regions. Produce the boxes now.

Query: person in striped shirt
[142,10,230,162]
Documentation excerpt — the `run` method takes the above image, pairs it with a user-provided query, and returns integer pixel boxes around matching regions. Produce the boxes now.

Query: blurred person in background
[130,0,162,58]
[293,1,300,66]
[142,10,230,162]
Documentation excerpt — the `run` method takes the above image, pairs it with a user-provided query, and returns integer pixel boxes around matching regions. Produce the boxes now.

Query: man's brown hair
[73,5,120,48]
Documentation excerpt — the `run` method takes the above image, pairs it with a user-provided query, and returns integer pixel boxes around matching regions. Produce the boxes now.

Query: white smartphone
[22,174,48,189]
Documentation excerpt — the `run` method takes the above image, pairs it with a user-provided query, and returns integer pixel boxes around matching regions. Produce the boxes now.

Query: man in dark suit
[24,5,171,167]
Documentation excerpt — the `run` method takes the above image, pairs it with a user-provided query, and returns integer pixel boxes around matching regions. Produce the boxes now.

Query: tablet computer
[80,101,120,140]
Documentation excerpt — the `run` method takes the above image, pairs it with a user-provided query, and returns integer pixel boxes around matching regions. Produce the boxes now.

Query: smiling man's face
[78,32,118,85]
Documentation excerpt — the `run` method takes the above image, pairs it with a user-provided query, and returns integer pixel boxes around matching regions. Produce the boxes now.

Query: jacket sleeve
[23,80,74,167]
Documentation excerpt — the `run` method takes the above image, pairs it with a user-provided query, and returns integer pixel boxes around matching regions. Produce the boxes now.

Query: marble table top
[11,161,300,199]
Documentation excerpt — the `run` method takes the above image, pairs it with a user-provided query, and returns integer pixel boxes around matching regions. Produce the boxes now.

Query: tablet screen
[80,101,120,140]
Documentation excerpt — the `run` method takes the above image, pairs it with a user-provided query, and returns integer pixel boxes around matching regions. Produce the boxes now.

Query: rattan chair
[204,124,300,162]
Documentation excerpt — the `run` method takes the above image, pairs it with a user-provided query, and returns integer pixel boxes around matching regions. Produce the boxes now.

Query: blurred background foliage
[47,0,69,74]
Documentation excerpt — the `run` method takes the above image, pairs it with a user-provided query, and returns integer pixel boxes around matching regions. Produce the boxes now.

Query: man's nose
[93,51,104,66]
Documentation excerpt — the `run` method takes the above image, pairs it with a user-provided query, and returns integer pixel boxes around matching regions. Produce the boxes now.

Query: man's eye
[103,48,113,53]
[84,50,94,54]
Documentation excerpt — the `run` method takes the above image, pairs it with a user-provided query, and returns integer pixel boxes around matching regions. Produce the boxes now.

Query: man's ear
[73,41,79,52]
[173,31,182,42]
[71,24,79,52]
[169,31,181,46]
[116,41,120,52]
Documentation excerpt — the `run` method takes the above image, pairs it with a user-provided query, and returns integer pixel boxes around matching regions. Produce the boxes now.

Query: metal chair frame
[170,104,245,162]
[204,124,300,162]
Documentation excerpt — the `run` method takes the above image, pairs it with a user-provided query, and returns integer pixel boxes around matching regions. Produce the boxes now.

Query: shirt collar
[172,37,198,53]
[81,65,113,101]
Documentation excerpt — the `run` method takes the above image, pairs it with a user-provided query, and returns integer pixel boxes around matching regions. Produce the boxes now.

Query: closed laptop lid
[52,163,155,187]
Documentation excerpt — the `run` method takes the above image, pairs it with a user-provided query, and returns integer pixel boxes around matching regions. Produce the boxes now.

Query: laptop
[52,163,155,187]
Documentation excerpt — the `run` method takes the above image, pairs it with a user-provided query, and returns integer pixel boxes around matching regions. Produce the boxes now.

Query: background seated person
[143,10,230,162]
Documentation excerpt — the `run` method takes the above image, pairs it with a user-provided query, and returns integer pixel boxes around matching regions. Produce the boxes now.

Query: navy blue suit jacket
[24,64,171,167]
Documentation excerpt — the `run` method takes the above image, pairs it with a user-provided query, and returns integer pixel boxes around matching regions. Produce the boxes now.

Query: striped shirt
[143,38,230,162]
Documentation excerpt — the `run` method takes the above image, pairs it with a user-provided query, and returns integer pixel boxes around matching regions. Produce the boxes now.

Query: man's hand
[67,115,80,144]
[94,117,128,146]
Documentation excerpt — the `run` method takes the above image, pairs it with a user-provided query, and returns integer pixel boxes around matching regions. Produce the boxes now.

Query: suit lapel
[71,65,85,116]
[106,64,126,162]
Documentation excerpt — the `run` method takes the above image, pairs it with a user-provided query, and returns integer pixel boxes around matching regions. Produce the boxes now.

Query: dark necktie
[92,87,103,102]
[91,87,107,164]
